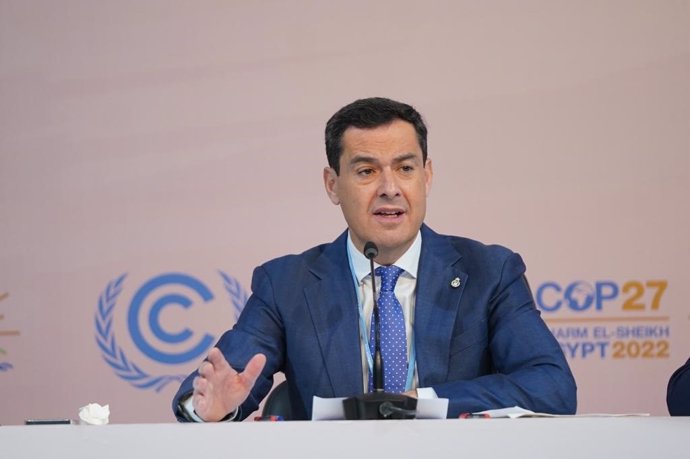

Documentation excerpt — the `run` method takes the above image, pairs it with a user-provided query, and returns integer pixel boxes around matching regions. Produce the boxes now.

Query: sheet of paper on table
[311,396,449,421]
[475,406,651,419]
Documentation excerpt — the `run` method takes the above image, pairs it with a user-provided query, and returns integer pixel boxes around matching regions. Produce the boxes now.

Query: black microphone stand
[342,242,417,420]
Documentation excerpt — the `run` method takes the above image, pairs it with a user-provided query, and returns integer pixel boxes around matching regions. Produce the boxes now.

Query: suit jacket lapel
[303,231,363,397]
[414,225,467,386]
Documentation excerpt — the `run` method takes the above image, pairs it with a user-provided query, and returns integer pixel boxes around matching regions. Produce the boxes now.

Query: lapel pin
[450,277,461,288]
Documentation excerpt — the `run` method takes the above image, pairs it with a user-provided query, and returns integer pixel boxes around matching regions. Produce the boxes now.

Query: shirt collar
[347,230,422,283]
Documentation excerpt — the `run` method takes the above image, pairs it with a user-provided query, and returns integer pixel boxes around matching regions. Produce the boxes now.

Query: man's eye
[400,165,414,172]
[358,168,374,176]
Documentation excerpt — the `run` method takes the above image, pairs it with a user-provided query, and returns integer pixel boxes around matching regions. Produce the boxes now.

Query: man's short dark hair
[325,97,428,174]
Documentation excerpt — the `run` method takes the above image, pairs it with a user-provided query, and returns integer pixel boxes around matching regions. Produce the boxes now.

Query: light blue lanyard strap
[347,246,416,392]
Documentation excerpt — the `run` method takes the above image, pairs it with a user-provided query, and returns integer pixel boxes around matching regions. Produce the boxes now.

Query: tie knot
[375,265,404,292]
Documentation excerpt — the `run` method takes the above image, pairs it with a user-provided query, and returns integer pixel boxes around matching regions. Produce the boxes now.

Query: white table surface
[2,417,688,459]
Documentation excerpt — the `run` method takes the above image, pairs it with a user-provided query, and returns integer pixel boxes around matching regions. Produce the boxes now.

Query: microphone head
[363,241,378,260]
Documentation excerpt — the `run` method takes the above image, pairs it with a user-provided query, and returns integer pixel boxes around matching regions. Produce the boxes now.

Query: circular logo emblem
[95,271,247,391]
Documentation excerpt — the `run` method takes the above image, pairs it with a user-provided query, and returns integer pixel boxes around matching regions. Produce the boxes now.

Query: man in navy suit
[173,97,577,421]
[667,358,690,415]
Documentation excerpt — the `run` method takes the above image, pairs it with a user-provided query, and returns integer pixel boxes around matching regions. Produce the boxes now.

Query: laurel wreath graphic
[95,272,247,392]
[219,270,247,319]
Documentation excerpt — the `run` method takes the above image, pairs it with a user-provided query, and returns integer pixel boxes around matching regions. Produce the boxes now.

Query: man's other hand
[192,348,266,422]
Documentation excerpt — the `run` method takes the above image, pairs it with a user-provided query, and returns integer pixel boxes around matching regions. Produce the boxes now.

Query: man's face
[324,119,433,264]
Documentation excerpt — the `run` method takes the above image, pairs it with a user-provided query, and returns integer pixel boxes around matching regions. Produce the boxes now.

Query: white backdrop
[1,1,689,425]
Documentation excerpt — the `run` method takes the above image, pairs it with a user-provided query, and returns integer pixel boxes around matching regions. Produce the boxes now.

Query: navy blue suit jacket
[173,225,576,420]
[667,357,690,415]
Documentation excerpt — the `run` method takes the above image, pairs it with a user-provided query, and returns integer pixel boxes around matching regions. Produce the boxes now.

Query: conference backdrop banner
[1,2,689,424]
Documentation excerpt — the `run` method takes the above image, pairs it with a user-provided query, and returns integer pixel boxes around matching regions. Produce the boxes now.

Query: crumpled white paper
[78,403,110,425]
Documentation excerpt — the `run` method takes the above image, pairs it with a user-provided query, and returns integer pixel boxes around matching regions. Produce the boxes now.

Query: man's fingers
[197,361,212,378]
[206,347,231,372]
[192,392,209,418]
[240,353,267,387]
[192,375,208,393]
[197,348,233,381]
[192,352,265,422]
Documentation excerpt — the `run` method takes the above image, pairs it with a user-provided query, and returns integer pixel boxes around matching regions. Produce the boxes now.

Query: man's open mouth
[374,210,404,217]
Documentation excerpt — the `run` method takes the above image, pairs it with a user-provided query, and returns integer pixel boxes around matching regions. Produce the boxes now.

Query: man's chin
[371,235,416,261]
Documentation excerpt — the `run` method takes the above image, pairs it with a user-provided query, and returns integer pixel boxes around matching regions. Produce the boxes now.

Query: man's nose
[378,169,401,197]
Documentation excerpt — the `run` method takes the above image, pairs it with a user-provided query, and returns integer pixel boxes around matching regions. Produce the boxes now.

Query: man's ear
[323,167,340,205]
[424,158,433,196]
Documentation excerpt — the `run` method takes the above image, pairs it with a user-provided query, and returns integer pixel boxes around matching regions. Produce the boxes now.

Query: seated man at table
[667,357,690,415]
[172,97,577,421]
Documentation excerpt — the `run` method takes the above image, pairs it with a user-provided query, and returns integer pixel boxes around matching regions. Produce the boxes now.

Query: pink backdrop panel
[1,1,689,424]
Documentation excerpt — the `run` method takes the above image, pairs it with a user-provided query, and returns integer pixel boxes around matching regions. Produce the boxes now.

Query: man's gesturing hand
[192,347,267,422]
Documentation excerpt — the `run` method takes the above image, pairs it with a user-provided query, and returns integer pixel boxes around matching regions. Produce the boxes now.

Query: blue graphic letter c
[128,273,215,364]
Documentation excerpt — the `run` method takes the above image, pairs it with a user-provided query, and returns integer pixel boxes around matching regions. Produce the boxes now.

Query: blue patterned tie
[369,265,407,393]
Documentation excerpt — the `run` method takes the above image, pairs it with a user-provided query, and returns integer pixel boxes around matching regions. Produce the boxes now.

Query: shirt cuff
[181,395,238,422]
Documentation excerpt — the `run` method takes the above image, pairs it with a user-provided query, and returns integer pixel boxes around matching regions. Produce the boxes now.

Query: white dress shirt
[346,230,435,398]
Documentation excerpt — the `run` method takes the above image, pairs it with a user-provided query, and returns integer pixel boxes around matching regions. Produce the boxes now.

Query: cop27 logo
[536,280,671,360]
[535,280,668,313]
[95,272,247,391]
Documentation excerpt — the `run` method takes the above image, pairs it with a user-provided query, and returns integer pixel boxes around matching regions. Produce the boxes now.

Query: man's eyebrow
[393,153,419,163]
[348,152,420,166]
[348,154,379,166]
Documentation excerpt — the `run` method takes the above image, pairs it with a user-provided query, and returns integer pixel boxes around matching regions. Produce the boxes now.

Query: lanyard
[347,246,416,392]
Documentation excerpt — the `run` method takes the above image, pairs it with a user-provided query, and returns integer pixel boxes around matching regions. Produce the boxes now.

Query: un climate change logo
[95,272,247,391]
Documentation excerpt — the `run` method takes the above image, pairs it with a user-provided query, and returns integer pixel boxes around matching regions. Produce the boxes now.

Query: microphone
[363,241,384,393]
[342,241,417,420]
[363,241,378,259]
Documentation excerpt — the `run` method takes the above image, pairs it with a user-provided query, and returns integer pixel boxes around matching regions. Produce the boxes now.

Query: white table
[1,417,688,459]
